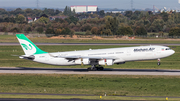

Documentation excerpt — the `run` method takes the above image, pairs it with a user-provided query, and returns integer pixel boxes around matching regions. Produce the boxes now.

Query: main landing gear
[157,59,161,66]
[87,65,104,71]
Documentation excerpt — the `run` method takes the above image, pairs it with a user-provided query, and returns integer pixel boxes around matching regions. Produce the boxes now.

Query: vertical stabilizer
[16,34,47,55]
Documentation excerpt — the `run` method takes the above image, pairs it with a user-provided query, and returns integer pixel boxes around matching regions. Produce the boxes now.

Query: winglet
[16,34,48,55]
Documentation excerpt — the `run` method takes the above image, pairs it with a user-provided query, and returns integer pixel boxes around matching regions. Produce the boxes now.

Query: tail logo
[18,39,36,55]
[21,43,33,50]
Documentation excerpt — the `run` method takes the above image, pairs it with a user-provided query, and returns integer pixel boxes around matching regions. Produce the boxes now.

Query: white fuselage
[31,45,175,66]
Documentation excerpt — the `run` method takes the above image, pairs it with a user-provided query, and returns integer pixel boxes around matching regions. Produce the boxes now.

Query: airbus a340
[16,34,175,71]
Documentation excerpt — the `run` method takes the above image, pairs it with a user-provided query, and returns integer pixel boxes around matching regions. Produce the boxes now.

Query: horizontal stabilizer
[19,55,35,60]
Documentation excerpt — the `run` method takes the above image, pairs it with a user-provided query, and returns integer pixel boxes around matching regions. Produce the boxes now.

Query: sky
[0,0,180,10]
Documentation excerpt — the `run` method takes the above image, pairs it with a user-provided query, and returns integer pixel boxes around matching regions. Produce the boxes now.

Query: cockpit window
[165,48,171,50]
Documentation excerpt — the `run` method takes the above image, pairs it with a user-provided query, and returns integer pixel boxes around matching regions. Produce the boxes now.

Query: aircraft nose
[171,50,175,55]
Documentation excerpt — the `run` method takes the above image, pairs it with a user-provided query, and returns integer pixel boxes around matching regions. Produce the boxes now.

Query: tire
[99,67,104,70]
[157,62,161,66]
[92,67,97,71]
[87,67,91,71]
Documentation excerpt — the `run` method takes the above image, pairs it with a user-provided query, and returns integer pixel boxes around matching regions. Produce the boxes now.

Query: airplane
[16,34,175,71]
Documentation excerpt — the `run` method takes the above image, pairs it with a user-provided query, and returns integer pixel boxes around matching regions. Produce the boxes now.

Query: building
[27,17,33,23]
[71,5,87,13]
[33,17,40,21]
[71,5,97,13]
[49,16,68,20]
[87,5,97,12]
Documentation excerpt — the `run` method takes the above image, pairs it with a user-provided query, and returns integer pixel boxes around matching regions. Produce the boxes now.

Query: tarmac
[1,67,180,75]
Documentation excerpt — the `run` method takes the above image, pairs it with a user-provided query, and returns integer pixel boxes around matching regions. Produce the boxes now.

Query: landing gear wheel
[87,65,104,71]
[157,62,161,66]
[99,67,104,70]
[96,65,104,71]
[92,67,97,71]
[87,67,91,71]
[87,65,97,71]
[87,67,97,71]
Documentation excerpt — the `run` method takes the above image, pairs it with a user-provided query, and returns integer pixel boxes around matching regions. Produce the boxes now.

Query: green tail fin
[16,34,48,55]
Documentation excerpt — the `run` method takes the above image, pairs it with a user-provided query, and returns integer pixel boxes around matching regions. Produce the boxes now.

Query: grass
[1,34,180,43]
[0,45,179,69]
[0,94,178,100]
[75,32,86,35]
[0,40,180,100]
[0,74,180,97]
[147,32,169,36]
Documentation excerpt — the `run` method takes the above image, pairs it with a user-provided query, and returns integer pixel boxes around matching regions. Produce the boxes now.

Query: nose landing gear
[157,59,161,66]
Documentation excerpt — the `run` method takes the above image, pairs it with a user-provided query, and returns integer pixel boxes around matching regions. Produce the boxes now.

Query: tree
[69,22,75,28]
[37,17,49,24]
[116,26,133,36]
[160,11,169,22]
[26,8,33,12]
[134,26,147,35]
[169,27,180,36]
[103,29,112,35]
[150,19,165,32]
[80,24,92,32]
[99,10,105,17]
[26,27,32,33]
[65,16,78,24]
[4,17,15,23]
[15,14,26,24]
[130,11,142,20]
[125,11,133,18]
[0,18,3,23]
[135,20,144,26]
[105,17,119,34]
[55,9,61,15]
[63,6,73,16]
[45,28,55,34]
[55,18,65,23]
[55,28,62,36]
[10,27,20,33]
[86,30,91,35]
[61,27,71,35]
[36,27,44,34]
[1,27,6,32]
[91,27,99,35]
[13,8,24,15]
[134,11,141,16]
[63,6,68,15]
[69,16,78,24]
[0,8,8,15]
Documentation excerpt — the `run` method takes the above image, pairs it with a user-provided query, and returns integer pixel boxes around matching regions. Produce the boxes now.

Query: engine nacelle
[99,59,114,66]
[75,58,90,65]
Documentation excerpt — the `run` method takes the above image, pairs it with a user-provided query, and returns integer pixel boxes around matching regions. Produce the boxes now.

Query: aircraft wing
[49,54,116,60]
[62,56,116,60]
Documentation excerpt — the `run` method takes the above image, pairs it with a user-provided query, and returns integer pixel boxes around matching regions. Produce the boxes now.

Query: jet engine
[98,59,114,66]
[75,58,90,65]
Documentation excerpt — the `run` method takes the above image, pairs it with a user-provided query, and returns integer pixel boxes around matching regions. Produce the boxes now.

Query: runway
[1,67,180,75]
[0,98,116,101]
[1,43,180,46]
